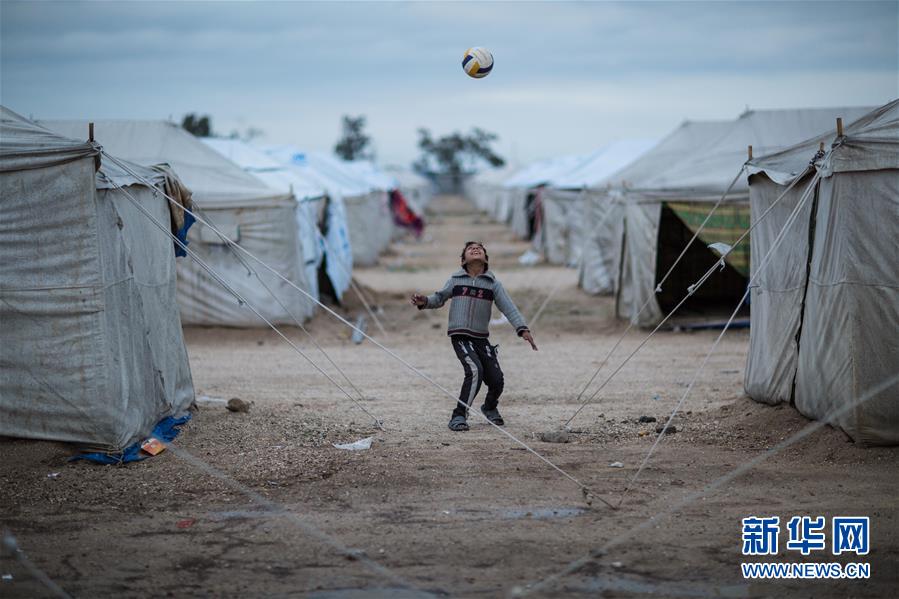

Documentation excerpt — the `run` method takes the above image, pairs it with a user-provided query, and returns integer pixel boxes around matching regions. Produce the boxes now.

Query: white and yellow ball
[462,47,493,79]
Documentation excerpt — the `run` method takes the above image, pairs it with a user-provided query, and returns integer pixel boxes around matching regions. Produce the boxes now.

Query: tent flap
[666,202,751,277]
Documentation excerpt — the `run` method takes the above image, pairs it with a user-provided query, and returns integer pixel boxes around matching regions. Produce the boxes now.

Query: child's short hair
[461,241,489,273]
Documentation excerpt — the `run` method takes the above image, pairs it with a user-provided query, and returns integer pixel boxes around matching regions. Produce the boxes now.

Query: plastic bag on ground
[332,437,374,451]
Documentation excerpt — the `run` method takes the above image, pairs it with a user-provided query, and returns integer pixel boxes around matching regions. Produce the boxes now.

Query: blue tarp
[323,197,353,302]
[72,414,192,464]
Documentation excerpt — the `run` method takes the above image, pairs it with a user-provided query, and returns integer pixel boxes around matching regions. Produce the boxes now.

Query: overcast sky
[2,1,897,168]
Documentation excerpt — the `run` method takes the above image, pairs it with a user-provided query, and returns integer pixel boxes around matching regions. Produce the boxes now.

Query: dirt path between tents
[2,195,897,598]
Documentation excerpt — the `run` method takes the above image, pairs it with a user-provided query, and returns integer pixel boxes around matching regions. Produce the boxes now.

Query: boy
[411,241,538,431]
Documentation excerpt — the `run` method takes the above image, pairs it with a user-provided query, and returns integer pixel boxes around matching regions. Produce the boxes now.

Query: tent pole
[836,117,844,137]
[88,122,94,142]
[747,145,753,160]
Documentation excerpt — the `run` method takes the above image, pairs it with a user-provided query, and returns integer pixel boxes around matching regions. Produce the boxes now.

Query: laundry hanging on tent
[388,189,424,237]
[174,211,196,257]
[150,163,196,257]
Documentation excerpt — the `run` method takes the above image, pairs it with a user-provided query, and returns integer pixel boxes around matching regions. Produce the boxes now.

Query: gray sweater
[420,269,529,338]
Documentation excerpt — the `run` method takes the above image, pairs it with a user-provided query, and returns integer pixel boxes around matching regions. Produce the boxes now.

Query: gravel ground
[1,195,896,598]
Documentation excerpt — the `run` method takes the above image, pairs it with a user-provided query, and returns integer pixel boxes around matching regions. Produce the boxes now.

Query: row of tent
[466,99,898,445]
[0,107,432,451]
[40,119,433,326]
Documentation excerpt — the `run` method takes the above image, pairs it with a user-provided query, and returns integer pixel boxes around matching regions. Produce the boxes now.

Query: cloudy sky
[2,1,896,168]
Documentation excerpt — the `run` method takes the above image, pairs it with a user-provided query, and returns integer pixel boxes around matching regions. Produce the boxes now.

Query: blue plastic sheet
[72,414,192,464]
[323,197,353,302]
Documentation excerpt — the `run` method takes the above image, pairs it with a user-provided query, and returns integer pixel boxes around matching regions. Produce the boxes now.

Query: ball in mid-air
[462,47,493,79]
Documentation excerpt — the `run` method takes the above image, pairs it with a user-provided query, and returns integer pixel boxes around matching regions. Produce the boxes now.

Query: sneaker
[480,405,504,426]
[448,415,469,431]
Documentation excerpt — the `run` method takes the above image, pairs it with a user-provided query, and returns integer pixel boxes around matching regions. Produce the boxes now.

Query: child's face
[464,243,486,263]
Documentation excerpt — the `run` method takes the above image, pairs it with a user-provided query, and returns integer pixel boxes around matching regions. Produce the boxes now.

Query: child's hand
[521,331,538,351]
[410,293,427,307]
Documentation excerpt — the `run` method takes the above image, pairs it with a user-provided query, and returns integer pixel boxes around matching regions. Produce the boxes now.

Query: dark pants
[450,335,504,419]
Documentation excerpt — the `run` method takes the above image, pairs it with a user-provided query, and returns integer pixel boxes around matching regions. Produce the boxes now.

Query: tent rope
[527,192,622,328]
[101,151,613,508]
[515,369,899,597]
[194,206,369,404]
[562,167,746,427]
[561,166,810,428]
[1,532,72,598]
[617,169,822,507]
[169,446,420,590]
[317,228,391,340]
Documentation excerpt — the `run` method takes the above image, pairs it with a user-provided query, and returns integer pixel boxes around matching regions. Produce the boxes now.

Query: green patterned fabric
[666,201,750,276]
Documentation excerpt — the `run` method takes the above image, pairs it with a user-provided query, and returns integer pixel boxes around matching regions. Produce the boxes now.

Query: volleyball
[462,47,494,79]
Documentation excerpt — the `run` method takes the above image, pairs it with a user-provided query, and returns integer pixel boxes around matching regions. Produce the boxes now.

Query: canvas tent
[0,107,194,451]
[612,107,874,327]
[463,164,518,223]
[539,139,657,266]
[321,156,399,258]
[571,121,732,295]
[502,154,591,241]
[344,159,397,192]
[264,147,394,267]
[528,121,728,294]
[551,139,660,190]
[200,137,353,302]
[743,99,899,445]
[42,120,314,326]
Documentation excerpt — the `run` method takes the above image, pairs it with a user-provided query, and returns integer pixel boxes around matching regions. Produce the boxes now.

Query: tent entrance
[655,203,749,321]
[317,197,341,306]
[525,191,539,240]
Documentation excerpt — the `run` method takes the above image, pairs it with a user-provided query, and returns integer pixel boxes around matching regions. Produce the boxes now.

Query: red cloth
[389,189,425,237]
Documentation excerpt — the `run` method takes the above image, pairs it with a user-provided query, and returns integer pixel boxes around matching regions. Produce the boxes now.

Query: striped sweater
[419,269,529,338]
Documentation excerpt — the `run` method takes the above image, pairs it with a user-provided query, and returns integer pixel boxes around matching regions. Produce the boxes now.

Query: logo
[740,516,870,580]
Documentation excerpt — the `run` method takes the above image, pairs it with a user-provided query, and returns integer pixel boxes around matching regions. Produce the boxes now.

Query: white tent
[614,107,873,327]
[578,121,733,296]
[41,120,314,326]
[264,147,394,267]
[502,154,591,188]
[463,164,518,223]
[201,138,353,302]
[344,159,397,192]
[551,139,659,190]
[539,139,658,266]
[502,154,593,241]
[0,107,194,451]
[314,154,396,262]
[744,99,899,445]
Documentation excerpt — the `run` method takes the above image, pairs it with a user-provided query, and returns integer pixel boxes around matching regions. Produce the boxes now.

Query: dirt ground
[2,195,897,598]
